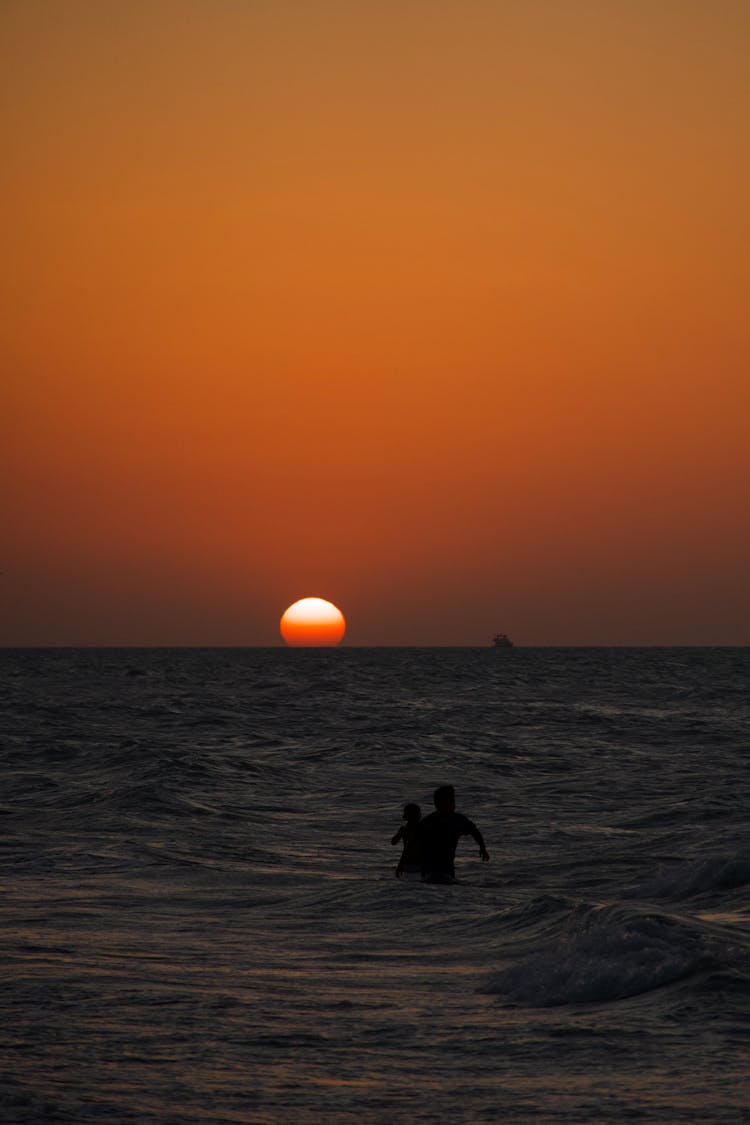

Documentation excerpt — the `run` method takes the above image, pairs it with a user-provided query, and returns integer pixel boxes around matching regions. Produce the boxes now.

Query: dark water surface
[2,647,749,1122]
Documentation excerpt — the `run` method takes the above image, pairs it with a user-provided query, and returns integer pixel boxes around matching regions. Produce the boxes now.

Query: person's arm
[467,821,490,862]
[391,826,404,846]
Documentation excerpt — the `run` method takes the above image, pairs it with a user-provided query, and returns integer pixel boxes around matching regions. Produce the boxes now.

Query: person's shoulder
[453,812,477,831]
[418,810,446,832]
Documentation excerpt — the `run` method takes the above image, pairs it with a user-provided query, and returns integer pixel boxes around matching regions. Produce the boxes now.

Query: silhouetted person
[417,785,489,883]
[391,802,422,877]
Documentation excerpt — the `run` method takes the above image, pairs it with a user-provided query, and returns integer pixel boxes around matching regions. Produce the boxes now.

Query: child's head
[403,802,421,823]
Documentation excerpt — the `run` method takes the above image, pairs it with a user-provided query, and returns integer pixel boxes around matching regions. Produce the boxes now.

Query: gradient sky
[3,0,749,645]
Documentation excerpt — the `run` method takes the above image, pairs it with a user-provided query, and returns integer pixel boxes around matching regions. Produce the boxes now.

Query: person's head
[403,802,421,823]
[433,785,455,813]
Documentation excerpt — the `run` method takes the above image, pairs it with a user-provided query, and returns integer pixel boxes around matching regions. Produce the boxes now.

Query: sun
[280,597,346,647]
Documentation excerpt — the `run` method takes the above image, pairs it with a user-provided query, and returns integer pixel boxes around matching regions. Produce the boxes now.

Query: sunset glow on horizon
[2,1,749,646]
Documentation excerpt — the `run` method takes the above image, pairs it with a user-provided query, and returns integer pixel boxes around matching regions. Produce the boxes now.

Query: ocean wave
[3,647,750,1122]
[628,855,750,903]
[480,905,718,1006]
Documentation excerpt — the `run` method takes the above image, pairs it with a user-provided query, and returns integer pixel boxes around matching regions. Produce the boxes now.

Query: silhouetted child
[391,802,422,877]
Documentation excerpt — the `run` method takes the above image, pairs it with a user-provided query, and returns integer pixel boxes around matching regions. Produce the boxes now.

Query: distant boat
[491,633,514,648]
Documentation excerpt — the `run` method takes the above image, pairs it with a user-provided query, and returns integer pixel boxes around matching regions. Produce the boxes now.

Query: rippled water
[2,647,749,1122]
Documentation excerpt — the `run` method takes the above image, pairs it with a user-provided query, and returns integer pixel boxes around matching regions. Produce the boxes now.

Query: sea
[2,646,749,1123]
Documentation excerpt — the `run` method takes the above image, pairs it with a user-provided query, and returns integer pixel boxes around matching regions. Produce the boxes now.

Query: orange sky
[2,0,749,645]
